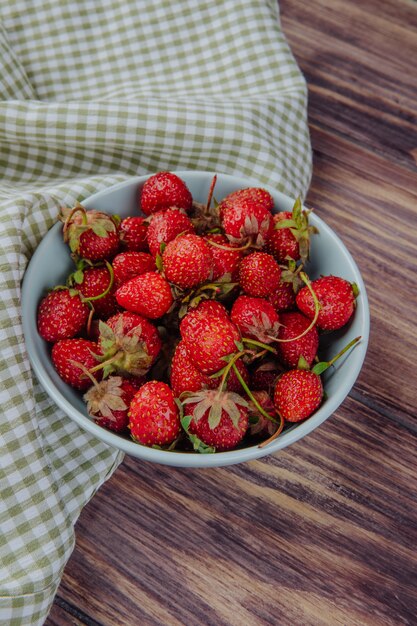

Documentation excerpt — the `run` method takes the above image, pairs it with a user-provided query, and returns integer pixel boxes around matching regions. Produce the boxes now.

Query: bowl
[21,171,370,468]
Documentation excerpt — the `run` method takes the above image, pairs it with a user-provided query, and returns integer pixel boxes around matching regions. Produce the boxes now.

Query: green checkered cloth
[0,1,311,623]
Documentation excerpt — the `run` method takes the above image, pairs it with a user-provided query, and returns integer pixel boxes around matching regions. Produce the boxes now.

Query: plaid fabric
[0,1,311,623]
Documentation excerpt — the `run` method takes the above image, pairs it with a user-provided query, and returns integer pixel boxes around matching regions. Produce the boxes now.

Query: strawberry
[268,279,296,312]
[274,369,323,422]
[73,265,119,319]
[120,216,149,252]
[84,375,144,432]
[140,171,193,216]
[218,187,274,220]
[182,389,249,451]
[180,300,241,374]
[97,311,161,377]
[61,205,120,261]
[251,360,284,393]
[37,288,89,342]
[219,188,274,246]
[276,311,319,369]
[230,295,280,343]
[204,233,243,281]
[146,208,195,257]
[239,251,281,298]
[128,381,181,446]
[265,211,300,262]
[170,340,215,397]
[221,358,250,394]
[112,251,156,287]
[248,390,278,437]
[264,198,317,264]
[296,275,357,330]
[51,338,101,390]
[162,233,213,289]
[115,271,173,319]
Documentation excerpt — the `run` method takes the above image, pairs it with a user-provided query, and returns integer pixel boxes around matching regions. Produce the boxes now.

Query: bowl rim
[21,171,370,468]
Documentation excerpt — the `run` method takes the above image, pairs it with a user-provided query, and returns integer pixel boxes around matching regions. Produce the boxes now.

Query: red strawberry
[180,300,241,374]
[170,340,215,397]
[74,265,119,319]
[276,311,319,369]
[84,375,144,432]
[230,295,280,343]
[146,208,195,257]
[112,251,156,287]
[182,389,249,451]
[128,381,181,446]
[140,172,193,216]
[268,279,296,312]
[162,233,213,289]
[218,187,274,220]
[248,390,278,437]
[120,216,149,252]
[204,233,243,281]
[97,311,161,377]
[61,206,120,261]
[115,271,173,319]
[251,360,284,393]
[239,252,281,298]
[51,338,101,390]
[296,275,357,330]
[265,211,300,262]
[219,188,274,245]
[221,358,250,394]
[37,288,89,342]
[274,369,323,422]
[265,199,317,264]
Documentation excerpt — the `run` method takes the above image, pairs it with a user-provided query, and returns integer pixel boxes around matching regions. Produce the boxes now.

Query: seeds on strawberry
[120,216,149,252]
[239,251,281,298]
[37,288,89,342]
[51,338,101,390]
[112,251,156,287]
[128,381,181,446]
[296,275,357,330]
[146,208,195,257]
[170,341,215,397]
[75,265,119,319]
[275,311,319,369]
[115,271,173,319]
[162,233,213,289]
[274,369,323,422]
[140,172,193,216]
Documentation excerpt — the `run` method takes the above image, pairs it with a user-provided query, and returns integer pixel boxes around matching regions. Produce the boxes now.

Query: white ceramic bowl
[21,172,370,467]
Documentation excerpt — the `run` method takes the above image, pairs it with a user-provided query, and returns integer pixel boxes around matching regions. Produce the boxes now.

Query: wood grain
[47,0,417,624]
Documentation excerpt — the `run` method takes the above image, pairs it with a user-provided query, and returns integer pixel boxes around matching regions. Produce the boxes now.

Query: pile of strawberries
[37,172,360,453]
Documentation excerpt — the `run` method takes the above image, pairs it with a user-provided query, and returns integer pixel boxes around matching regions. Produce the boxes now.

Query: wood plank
[51,396,417,626]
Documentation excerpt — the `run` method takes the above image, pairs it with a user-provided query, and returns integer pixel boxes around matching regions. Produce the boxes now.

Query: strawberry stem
[62,204,87,242]
[231,363,278,424]
[90,350,124,374]
[217,351,245,393]
[205,174,217,215]
[312,336,361,375]
[242,337,277,354]
[268,272,320,344]
[68,359,100,388]
[206,238,252,252]
[82,260,115,303]
[258,412,285,448]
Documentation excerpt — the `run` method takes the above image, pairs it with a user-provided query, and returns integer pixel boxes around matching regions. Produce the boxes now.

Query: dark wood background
[47,0,417,624]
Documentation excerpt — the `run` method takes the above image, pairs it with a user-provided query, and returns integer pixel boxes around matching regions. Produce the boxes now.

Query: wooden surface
[47,1,417,624]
